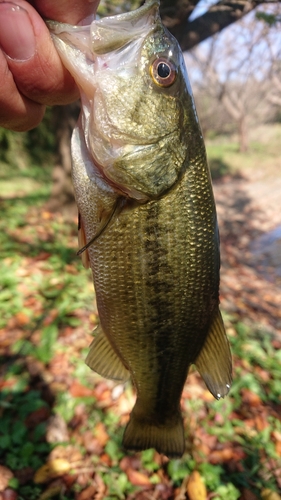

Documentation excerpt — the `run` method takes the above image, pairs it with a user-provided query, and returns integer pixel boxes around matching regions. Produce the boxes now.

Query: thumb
[0,0,78,106]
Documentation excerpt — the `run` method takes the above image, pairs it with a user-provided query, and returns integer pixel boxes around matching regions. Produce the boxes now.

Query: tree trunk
[238,115,248,153]
[45,103,79,218]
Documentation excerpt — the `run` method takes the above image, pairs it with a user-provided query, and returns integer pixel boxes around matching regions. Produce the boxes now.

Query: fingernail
[0,2,35,61]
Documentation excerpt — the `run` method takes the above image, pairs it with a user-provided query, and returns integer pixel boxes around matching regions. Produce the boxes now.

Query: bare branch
[160,0,201,28]
[162,0,281,51]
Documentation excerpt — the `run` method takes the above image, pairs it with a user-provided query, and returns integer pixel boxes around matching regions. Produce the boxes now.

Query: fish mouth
[90,0,160,54]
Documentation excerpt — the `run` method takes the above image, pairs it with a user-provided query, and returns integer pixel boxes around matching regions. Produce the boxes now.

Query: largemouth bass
[48,0,232,458]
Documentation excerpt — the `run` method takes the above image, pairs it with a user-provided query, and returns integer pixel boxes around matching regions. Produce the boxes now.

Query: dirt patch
[214,166,281,334]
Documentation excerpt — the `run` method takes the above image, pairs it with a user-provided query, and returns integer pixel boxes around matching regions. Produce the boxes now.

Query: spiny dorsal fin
[78,213,90,269]
[85,325,130,382]
[195,309,232,400]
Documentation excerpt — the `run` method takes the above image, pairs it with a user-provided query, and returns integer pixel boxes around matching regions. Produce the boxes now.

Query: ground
[0,124,281,500]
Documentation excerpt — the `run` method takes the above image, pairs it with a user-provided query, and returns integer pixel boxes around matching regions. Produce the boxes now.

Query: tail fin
[122,403,185,458]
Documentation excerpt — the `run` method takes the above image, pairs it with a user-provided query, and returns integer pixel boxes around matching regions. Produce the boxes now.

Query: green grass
[206,123,281,178]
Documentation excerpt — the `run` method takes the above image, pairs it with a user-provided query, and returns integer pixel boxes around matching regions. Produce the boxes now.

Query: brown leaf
[25,406,51,428]
[76,485,97,500]
[38,481,64,500]
[275,441,281,457]
[209,447,234,464]
[261,489,281,500]
[100,454,112,467]
[61,473,77,489]
[255,415,269,432]
[241,389,262,407]
[1,489,18,500]
[241,488,259,500]
[14,467,34,486]
[94,474,106,500]
[0,467,13,492]
[82,432,103,455]
[14,311,30,326]
[186,471,207,500]
[126,469,151,487]
[46,415,69,444]
[70,381,94,398]
[273,430,281,442]
[94,422,109,447]
[120,456,141,472]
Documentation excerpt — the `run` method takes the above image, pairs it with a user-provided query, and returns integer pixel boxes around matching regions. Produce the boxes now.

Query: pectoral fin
[195,310,232,400]
[77,197,123,257]
[85,326,130,382]
[78,213,90,269]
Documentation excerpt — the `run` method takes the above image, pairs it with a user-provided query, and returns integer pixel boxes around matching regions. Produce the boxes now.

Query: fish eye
[150,58,177,87]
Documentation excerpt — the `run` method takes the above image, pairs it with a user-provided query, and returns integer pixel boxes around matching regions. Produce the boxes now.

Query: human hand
[0,0,99,131]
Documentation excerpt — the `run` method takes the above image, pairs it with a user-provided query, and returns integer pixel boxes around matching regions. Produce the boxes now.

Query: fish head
[48,0,201,201]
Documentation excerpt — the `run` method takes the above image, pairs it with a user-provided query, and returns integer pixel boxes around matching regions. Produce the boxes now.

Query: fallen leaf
[42,211,52,220]
[0,467,13,492]
[120,456,141,472]
[49,445,82,463]
[94,474,106,500]
[261,489,281,500]
[241,389,262,407]
[46,415,69,444]
[100,453,112,466]
[126,469,151,487]
[254,415,269,432]
[13,468,34,487]
[38,481,64,500]
[14,311,29,326]
[94,422,109,447]
[76,485,97,500]
[34,459,71,484]
[25,406,51,428]
[82,432,103,455]
[275,441,281,457]
[1,489,18,500]
[241,488,259,500]
[186,471,207,500]
[69,381,94,398]
[273,430,281,442]
[209,447,234,464]
[61,474,78,489]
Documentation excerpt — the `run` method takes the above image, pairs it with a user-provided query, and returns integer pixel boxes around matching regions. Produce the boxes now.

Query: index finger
[29,0,99,24]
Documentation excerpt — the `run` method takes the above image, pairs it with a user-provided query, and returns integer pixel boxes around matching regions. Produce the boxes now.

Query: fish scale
[48,0,232,457]
[87,163,216,406]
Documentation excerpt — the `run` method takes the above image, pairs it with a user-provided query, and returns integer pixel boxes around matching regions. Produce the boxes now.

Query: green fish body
[48,0,232,458]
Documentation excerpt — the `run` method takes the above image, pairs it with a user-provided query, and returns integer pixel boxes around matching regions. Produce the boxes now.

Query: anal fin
[85,325,130,382]
[195,309,232,400]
